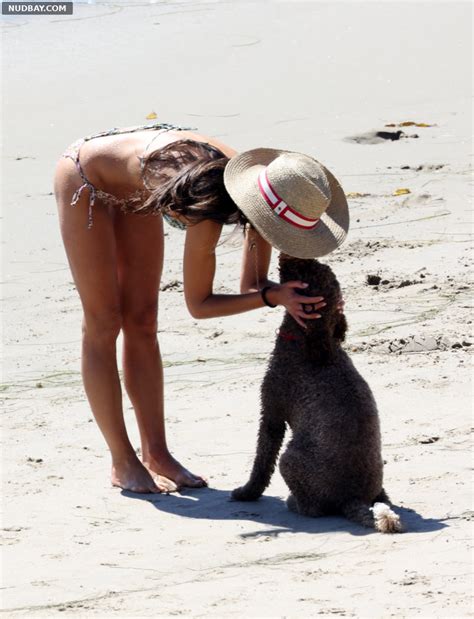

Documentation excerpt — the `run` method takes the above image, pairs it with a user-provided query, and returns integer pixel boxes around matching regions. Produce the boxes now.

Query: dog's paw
[231,485,260,501]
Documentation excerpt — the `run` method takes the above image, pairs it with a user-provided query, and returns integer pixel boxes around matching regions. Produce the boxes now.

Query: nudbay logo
[2,2,73,14]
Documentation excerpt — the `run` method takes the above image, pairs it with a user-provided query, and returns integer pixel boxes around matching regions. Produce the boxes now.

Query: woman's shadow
[123,486,447,537]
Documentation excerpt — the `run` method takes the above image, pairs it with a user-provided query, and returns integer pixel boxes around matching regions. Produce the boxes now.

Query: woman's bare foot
[111,455,171,493]
[144,471,179,494]
[143,452,207,489]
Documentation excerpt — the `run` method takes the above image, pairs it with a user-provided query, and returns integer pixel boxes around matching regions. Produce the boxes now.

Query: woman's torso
[76,127,238,200]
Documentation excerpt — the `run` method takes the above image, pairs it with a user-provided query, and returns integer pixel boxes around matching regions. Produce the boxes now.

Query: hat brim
[223,148,349,259]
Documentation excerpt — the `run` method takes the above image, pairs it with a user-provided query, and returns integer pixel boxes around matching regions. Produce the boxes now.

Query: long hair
[136,139,248,227]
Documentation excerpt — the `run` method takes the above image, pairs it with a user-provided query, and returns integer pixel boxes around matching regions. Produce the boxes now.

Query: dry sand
[1,1,473,617]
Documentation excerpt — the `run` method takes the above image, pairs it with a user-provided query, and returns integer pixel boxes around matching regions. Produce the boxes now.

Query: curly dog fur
[232,254,402,534]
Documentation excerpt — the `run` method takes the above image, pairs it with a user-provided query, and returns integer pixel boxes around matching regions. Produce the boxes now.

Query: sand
[1,1,473,617]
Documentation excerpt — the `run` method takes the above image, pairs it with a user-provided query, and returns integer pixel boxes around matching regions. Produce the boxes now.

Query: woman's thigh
[54,157,121,329]
[114,210,164,331]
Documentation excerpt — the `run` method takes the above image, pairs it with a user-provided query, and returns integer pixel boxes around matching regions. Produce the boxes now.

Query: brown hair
[136,139,248,227]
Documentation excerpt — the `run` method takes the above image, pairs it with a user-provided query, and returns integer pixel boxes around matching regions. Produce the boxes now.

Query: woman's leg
[114,209,206,488]
[54,157,163,493]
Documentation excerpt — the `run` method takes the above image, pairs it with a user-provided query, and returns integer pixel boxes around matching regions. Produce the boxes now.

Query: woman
[54,121,349,494]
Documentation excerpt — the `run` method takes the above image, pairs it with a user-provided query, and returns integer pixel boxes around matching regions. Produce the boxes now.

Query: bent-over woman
[54,120,349,493]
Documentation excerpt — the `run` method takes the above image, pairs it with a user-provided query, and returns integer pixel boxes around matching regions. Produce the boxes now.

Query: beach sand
[1,1,472,616]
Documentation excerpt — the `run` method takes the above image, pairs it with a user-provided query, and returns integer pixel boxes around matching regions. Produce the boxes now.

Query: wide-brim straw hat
[223,148,349,258]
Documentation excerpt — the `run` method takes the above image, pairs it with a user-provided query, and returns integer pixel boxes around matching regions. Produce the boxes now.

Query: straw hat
[223,148,349,258]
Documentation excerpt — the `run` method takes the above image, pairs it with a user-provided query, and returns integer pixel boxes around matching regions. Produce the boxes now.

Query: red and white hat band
[257,168,320,230]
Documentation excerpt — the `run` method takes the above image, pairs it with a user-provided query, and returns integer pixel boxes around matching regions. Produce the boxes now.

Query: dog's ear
[304,287,346,363]
[333,313,348,342]
[305,318,338,365]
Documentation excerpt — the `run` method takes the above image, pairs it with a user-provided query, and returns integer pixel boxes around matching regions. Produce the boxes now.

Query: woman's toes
[148,481,163,494]
[111,460,165,494]
[184,473,208,488]
[153,475,178,493]
[142,454,208,490]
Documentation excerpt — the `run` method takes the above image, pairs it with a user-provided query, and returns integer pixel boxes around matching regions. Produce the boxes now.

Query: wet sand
[2,1,472,617]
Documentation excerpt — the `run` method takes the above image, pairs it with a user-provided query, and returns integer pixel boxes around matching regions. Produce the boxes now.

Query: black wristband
[261,286,277,308]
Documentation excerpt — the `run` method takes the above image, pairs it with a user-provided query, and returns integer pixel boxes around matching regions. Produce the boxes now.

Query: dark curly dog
[232,254,402,533]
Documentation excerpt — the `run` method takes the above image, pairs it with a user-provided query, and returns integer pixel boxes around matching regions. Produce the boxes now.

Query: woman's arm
[183,221,326,325]
[183,220,267,319]
[239,226,275,293]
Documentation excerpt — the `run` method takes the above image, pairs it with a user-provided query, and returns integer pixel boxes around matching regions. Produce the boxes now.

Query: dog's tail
[341,499,403,533]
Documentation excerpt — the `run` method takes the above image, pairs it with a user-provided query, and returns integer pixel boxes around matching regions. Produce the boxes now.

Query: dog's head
[278,253,347,364]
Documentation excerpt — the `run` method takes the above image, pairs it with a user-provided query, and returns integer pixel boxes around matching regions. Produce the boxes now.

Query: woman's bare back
[76,128,237,199]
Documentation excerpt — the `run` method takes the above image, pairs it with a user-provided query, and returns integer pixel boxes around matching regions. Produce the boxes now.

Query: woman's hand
[266,281,326,329]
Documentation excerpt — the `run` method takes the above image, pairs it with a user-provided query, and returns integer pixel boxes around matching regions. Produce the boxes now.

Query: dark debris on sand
[345,129,419,144]
[366,274,418,288]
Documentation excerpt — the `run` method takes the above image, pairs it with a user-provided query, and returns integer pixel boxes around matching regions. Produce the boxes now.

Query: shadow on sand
[122,486,447,537]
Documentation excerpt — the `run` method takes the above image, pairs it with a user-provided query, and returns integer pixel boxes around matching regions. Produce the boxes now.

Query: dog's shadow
[123,487,447,537]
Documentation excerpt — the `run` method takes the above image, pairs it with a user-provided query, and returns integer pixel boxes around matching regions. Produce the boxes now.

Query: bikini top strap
[82,121,196,142]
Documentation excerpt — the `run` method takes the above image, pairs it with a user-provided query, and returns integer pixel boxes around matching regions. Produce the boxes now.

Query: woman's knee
[122,303,158,338]
[82,308,122,343]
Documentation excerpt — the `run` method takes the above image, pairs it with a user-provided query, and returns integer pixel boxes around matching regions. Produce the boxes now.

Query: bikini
[62,121,196,229]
